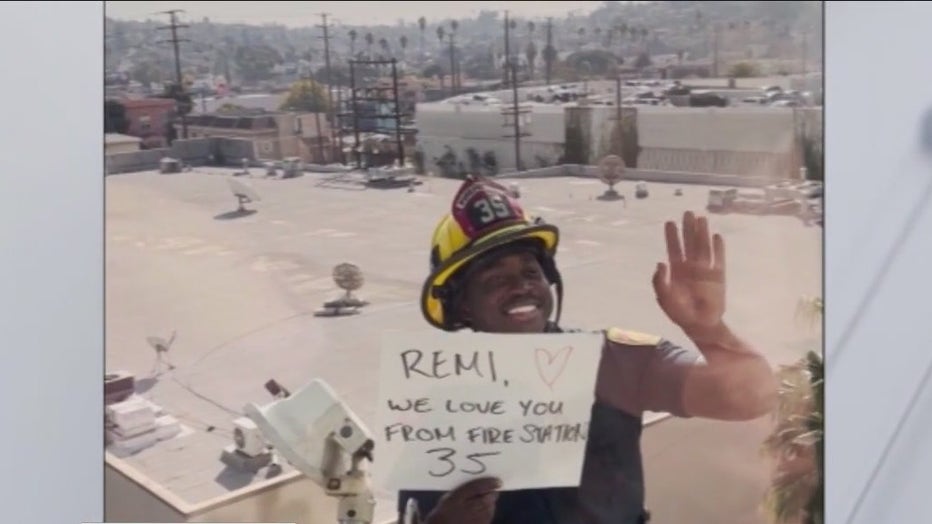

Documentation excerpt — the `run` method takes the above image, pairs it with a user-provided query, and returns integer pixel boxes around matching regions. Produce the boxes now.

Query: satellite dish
[316,263,369,317]
[597,154,626,200]
[333,263,364,294]
[146,331,176,374]
[227,178,261,212]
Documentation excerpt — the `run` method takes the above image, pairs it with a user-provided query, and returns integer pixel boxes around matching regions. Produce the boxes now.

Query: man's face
[458,250,554,333]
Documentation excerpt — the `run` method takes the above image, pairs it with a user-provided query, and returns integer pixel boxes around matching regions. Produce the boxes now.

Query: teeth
[508,304,537,315]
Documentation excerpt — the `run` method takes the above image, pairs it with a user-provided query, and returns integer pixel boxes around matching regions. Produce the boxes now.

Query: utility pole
[448,32,457,95]
[157,9,190,138]
[511,60,522,171]
[712,23,721,78]
[545,17,553,86]
[503,11,511,88]
[317,12,338,162]
[303,66,325,164]
[501,10,528,172]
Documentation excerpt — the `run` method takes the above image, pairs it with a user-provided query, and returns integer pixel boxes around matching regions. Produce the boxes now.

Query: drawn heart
[535,346,574,390]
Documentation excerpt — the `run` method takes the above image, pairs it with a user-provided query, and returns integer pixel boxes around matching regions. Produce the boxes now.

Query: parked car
[689,90,729,107]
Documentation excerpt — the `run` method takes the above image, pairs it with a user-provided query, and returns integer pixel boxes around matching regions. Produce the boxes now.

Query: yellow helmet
[421,176,563,331]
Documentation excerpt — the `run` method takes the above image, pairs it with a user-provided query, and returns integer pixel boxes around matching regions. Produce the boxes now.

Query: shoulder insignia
[606,327,662,347]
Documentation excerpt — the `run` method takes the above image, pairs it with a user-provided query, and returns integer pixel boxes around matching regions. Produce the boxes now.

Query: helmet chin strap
[552,277,564,328]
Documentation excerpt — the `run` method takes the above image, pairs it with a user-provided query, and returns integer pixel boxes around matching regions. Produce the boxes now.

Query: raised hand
[652,211,727,338]
[423,477,502,524]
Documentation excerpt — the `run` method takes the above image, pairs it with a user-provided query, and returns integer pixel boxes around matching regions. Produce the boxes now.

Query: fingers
[449,477,502,502]
[682,211,698,260]
[664,221,684,268]
[695,216,712,266]
[679,211,714,267]
[712,233,726,274]
[652,262,669,295]
[431,477,501,524]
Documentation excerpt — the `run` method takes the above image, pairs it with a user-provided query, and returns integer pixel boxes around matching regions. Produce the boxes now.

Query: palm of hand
[652,211,727,334]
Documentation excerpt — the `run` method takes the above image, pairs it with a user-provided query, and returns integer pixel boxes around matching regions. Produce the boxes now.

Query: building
[119,97,177,149]
[105,133,142,155]
[415,94,820,178]
[182,109,335,164]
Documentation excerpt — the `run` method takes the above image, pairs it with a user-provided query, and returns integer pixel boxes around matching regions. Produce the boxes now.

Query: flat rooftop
[105,168,821,523]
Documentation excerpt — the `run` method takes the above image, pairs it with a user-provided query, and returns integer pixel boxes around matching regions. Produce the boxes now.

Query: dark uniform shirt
[397,324,701,524]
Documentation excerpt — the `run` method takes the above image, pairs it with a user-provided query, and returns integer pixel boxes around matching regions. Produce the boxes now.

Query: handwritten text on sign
[375,330,603,491]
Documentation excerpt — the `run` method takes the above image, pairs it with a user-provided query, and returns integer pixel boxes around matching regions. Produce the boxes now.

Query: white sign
[375,330,603,491]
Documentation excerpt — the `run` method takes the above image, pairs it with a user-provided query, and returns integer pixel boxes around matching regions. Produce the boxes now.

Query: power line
[156,9,190,139]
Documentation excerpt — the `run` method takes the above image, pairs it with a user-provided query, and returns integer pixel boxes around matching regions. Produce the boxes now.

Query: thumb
[652,262,669,296]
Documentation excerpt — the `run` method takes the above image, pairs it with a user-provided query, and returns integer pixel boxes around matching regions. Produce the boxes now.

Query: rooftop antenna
[146,330,176,375]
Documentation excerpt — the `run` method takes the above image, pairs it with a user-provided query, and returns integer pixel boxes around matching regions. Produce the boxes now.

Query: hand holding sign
[420,477,502,524]
[376,331,603,492]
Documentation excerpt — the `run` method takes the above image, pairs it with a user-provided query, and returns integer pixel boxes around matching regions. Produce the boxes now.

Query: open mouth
[504,301,542,321]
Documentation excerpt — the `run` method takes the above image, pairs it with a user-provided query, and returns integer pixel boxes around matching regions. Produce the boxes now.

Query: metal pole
[511,60,521,172]
[320,13,336,163]
[615,76,623,159]
[503,12,510,88]
[350,61,361,169]
[391,59,405,166]
[448,34,457,96]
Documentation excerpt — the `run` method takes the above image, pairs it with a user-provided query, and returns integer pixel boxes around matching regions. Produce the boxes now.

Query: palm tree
[762,296,824,524]
[379,37,390,56]
[364,32,374,58]
[525,41,538,80]
[418,16,427,59]
[436,26,445,49]
[348,29,358,57]
[399,35,409,63]
[449,21,460,88]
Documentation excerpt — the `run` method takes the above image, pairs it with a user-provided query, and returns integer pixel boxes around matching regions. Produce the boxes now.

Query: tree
[418,16,427,58]
[234,44,283,82]
[634,51,652,69]
[364,32,374,57]
[130,60,163,87]
[436,25,445,51]
[158,82,193,119]
[422,63,444,79]
[525,41,538,79]
[567,49,619,76]
[378,37,390,56]
[729,61,760,78]
[280,79,330,113]
[762,297,823,524]
[348,29,358,57]
[104,100,129,134]
[543,43,558,82]
[399,35,409,61]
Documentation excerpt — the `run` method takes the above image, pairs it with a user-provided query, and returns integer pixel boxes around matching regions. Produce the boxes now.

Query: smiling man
[400,176,778,524]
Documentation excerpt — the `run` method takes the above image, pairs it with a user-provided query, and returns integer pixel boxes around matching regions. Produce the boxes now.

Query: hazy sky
[105,1,612,27]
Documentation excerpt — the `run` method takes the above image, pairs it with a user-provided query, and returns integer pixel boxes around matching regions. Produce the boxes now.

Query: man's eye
[483,275,508,288]
[523,269,541,279]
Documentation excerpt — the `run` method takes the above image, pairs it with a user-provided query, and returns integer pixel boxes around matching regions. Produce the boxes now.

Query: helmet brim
[420,222,559,330]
